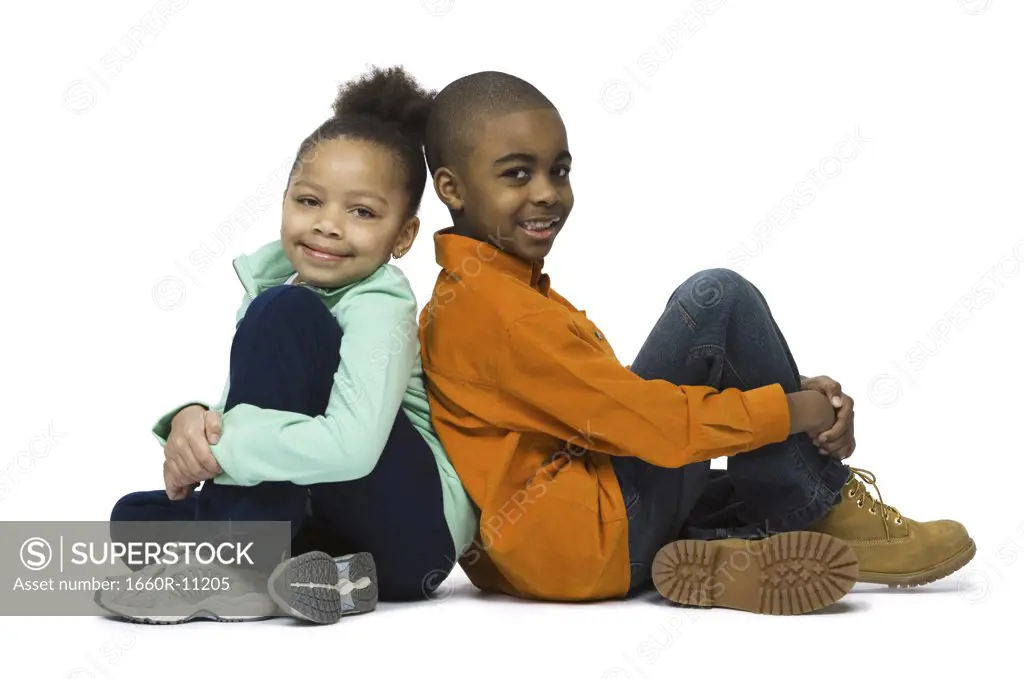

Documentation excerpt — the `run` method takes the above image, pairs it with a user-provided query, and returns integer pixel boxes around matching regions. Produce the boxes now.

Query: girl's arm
[207,275,417,487]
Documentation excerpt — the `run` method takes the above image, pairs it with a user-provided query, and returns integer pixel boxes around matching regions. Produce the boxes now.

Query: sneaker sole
[652,531,860,615]
[267,551,377,624]
[859,538,977,588]
[93,588,275,624]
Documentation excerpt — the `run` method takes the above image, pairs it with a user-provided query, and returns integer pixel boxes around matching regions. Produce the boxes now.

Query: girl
[99,66,476,625]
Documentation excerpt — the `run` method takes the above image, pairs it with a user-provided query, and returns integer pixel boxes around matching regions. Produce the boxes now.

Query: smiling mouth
[516,217,561,241]
[300,243,353,261]
[518,217,560,231]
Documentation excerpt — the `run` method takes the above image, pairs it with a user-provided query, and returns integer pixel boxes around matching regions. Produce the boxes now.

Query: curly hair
[289,65,436,218]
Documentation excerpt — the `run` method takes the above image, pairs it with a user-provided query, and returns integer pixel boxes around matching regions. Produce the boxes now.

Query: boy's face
[281,136,419,288]
[438,108,573,262]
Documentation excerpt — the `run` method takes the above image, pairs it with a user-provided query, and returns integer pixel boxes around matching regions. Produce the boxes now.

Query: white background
[2,0,1021,676]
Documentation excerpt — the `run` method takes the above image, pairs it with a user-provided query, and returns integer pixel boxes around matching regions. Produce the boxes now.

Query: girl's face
[281,136,419,289]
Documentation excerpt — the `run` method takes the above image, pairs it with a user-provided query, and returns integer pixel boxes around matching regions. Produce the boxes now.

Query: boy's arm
[207,290,416,486]
[489,310,793,468]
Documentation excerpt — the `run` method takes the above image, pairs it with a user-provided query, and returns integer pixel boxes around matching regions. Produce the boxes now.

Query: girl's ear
[392,216,420,260]
[433,167,463,212]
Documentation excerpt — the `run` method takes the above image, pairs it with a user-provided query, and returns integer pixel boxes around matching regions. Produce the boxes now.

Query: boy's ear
[433,167,464,212]
[392,216,420,259]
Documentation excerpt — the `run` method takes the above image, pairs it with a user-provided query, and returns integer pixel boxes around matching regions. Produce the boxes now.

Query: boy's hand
[786,390,836,438]
[800,375,855,460]
[163,405,223,498]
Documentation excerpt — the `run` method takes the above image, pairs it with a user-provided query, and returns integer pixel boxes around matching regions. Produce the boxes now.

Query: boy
[416,71,975,614]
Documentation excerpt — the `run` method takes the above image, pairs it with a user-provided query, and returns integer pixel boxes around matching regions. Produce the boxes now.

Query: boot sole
[652,531,859,615]
[858,538,976,588]
[267,551,378,624]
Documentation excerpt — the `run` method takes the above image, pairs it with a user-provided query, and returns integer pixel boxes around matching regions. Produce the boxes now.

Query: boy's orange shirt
[419,229,792,601]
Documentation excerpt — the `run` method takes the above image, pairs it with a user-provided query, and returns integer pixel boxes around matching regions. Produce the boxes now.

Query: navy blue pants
[112,285,456,601]
[613,268,851,593]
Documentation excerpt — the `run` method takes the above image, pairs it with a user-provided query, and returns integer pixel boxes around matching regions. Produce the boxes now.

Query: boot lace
[848,467,903,541]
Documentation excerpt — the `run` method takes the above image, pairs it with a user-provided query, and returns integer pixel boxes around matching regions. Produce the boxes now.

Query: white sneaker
[94,549,276,624]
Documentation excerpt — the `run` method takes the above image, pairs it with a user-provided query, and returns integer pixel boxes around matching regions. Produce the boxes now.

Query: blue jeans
[112,285,455,601]
[612,268,851,593]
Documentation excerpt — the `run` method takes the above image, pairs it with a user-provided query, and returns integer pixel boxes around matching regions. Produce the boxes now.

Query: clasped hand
[163,405,223,500]
[800,375,855,461]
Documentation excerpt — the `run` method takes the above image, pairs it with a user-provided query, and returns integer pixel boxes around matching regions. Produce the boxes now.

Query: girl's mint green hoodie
[151,239,477,559]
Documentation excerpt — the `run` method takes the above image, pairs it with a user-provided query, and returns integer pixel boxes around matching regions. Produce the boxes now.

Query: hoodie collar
[231,239,366,304]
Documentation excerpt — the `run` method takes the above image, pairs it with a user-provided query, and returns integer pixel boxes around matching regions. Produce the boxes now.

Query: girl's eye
[353,207,374,218]
[553,166,571,178]
[503,168,529,180]
[297,196,319,207]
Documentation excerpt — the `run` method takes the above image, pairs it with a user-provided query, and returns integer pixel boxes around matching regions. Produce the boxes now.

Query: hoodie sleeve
[150,380,230,448]
[207,273,418,486]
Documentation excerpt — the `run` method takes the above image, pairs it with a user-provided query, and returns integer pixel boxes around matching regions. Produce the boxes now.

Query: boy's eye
[553,166,571,178]
[502,168,529,180]
[352,207,375,219]
[296,196,320,207]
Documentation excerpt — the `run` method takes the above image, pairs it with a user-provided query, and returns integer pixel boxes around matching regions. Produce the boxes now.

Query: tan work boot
[652,531,859,615]
[809,467,976,588]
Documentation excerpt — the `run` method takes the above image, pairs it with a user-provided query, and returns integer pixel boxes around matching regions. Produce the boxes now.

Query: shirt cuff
[741,383,791,450]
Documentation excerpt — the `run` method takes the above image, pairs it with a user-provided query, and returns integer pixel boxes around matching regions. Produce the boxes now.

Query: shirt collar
[433,227,550,293]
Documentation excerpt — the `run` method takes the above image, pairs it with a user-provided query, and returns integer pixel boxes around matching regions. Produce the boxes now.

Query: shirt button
[594,331,603,340]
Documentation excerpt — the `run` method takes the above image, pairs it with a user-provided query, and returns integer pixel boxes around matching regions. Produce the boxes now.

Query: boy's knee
[673,267,753,311]
[687,267,748,287]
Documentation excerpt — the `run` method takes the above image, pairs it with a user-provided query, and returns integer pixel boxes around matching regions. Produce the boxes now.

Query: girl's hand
[800,375,856,460]
[163,405,223,498]
[164,461,197,500]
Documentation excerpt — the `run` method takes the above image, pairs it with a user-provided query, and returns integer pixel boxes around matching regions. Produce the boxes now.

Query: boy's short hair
[424,71,554,177]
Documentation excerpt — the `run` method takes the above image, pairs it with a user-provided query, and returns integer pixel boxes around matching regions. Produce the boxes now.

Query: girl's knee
[233,285,340,358]
[109,490,155,522]
[258,284,321,307]
[243,285,328,327]
[110,489,196,523]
